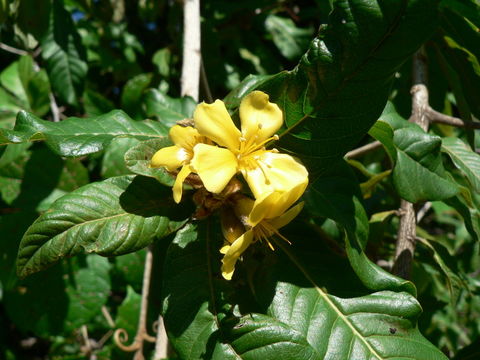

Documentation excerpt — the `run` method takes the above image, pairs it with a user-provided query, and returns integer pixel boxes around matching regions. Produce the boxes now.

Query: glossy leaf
[0,110,169,156]
[101,137,140,178]
[16,175,189,278]
[442,137,480,194]
[236,0,441,174]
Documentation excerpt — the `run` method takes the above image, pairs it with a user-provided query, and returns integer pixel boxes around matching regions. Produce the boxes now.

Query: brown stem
[114,246,156,358]
[345,140,382,159]
[427,108,480,129]
[392,49,429,279]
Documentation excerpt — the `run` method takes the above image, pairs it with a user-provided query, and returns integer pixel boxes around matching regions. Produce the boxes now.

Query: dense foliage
[1,0,480,359]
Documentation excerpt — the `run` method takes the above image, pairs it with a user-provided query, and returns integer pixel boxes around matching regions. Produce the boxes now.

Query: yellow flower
[220,182,307,280]
[150,125,208,203]
[191,91,308,198]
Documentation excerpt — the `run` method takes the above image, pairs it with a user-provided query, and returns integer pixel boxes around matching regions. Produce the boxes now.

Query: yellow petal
[240,91,283,142]
[221,229,254,280]
[169,125,202,150]
[193,100,241,150]
[268,202,304,230]
[190,143,238,194]
[242,151,308,199]
[150,145,188,171]
[249,181,307,225]
[172,165,192,203]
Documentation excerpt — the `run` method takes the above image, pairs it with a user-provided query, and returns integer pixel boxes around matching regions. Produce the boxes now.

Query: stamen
[257,123,263,129]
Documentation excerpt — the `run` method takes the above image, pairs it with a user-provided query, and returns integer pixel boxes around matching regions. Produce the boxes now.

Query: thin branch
[49,93,61,122]
[392,49,429,279]
[180,0,201,101]
[427,107,480,129]
[114,245,156,360]
[0,42,29,56]
[345,140,382,159]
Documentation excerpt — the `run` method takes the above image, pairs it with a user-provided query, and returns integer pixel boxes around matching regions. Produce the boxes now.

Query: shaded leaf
[16,175,189,278]
[144,89,196,128]
[40,0,87,107]
[121,73,153,120]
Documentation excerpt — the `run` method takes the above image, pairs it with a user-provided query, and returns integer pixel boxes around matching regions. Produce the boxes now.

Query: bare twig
[0,42,29,56]
[114,245,156,360]
[392,49,429,279]
[49,93,61,122]
[180,0,201,101]
[427,108,480,129]
[345,140,382,159]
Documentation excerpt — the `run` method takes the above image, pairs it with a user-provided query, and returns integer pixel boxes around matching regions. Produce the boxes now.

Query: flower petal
[268,202,304,230]
[191,143,238,194]
[194,100,241,150]
[242,151,308,199]
[150,145,187,171]
[240,91,283,142]
[169,125,202,150]
[172,165,192,203]
[221,229,254,280]
[249,181,307,225]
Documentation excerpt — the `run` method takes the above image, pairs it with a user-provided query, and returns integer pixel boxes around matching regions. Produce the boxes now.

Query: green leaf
[242,0,440,174]
[442,137,480,194]
[144,89,196,128]
[440,0,480,29]
[101,137,140,178]
[115,285,141,340]
[124,138,174,186]
[64,255,111,331]
[0,110,169,156]
[305,161,416,295]
[163,218,445,359]
[16,175,190,278]
[18,55,51,116]
[83,89,115,116]
[0,61,29,105]
[40,0,88,107]
[114,250,146,293]
[17,0,51,39]
[121,73,153,120]
[370,112,460,203]
[264,15,313,60]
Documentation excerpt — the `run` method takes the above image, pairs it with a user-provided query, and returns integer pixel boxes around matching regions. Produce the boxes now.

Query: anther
[273,134,279,140]
[257,123,263,129]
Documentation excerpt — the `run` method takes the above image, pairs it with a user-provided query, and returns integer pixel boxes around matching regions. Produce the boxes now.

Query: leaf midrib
[275,239,383,360]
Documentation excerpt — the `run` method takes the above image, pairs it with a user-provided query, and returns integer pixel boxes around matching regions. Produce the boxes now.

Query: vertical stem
[180,0,201,101]
[154,1,202,359]
[392,48,429,279]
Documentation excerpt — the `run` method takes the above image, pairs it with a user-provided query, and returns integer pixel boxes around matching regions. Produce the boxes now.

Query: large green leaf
[0,110,169,156]
[230,0,440,174]
[16,175,190,278]
[440,0,480,28]
[162,219,446,360]
[370,111,459,202]
[442,137,480,194]
[305,160,416,295]
[40,0,88,107]
[144,89,197,128]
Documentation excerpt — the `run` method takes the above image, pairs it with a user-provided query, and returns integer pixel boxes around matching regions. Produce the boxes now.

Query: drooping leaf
[40,0,88,107]
[16,175,190,278]
[442,137,480,194]
[0,110,169,156]
[229,0,440,175]
[370,111,460,203]
[305,160,416,295]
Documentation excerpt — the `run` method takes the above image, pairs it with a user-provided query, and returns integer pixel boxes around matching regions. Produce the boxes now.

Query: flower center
[252,220,291,251]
